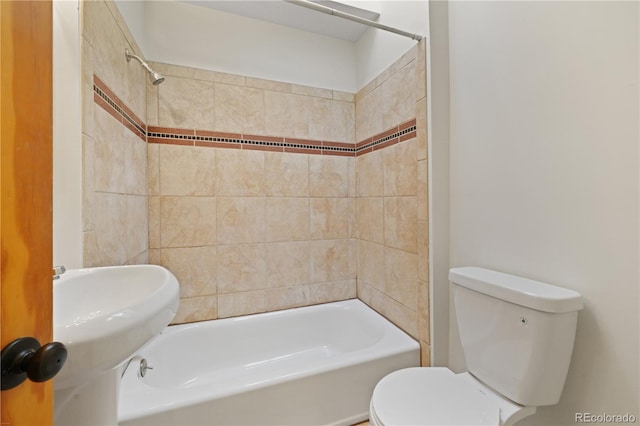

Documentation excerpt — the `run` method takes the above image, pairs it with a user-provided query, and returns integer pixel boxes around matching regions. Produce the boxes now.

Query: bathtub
[118,299,419,426]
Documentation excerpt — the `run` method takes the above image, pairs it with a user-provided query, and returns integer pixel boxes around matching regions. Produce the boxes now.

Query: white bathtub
[118,299,419,426]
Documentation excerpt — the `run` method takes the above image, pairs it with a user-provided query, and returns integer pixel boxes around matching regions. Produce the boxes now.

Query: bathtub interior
[118,299,420,425]
[136,302,387,389]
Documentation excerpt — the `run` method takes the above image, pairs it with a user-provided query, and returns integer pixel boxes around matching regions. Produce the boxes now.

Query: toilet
[370,267,583,426]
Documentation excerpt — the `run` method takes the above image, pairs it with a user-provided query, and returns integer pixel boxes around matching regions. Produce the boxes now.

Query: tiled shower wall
[146,63,358,323]
[81,0,429,364]
[81,1,149,267]
[355,42,430,365]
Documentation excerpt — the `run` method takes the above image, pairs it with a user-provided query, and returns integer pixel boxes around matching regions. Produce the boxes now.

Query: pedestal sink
[53,265,179,426]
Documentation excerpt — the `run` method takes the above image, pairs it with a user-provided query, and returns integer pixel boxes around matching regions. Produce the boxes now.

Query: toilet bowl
[370,267,583,426]
[369,368,536,426]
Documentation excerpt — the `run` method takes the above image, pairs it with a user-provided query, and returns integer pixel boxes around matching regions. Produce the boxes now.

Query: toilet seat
[370,367,534,426]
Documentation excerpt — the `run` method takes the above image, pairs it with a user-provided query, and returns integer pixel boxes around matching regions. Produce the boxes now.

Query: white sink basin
[53,265,179,389]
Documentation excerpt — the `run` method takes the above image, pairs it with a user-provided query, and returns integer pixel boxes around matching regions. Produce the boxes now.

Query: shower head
[125,48,165,85]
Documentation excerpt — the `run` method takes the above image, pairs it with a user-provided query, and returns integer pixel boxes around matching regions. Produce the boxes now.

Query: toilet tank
[450,267,583,407]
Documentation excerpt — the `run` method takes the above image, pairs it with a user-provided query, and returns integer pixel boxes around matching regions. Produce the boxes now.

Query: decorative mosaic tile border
[93,74,416,157]
[93,75,146,141]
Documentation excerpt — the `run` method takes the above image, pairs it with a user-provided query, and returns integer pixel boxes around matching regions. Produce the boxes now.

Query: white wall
[53,0,83,269]
[426,0,450,367]
[138,1,357,92]
[113,0,147,56]
[448,1,639,424]
[352,0,429,88]
[114,0,428,93]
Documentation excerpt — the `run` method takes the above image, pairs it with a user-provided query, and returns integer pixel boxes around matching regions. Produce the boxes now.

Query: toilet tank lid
[449,267,583,313]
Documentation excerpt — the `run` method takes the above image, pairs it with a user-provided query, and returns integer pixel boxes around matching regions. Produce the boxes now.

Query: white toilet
[370,267,583,426]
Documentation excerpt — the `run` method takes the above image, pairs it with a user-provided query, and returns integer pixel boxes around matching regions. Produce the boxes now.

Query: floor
[353,421,370,426]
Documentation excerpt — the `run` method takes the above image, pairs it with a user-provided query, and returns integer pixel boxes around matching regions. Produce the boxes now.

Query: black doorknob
[1,337,67,391]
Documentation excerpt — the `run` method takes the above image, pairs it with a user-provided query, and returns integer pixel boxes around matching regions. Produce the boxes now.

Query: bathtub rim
[118,298,420,423]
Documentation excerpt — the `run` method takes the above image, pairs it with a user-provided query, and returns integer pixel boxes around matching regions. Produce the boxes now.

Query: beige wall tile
[416,40,427,102]
[418,279,430,345]
[264,91,309,138]
[214,83,265,135]
[265,152,309,197]
[357,280,418,339]
[384,197,418,253]
[349,238,357,279]
[218,290,267,318]
[146,80,159,126]
[81,1,94,45]
[148,196,160,249]
[393,45,418,75]
[357,197,384,244]
[292,84,332,99]
[356,151,383,197]
[416,97,428,161]
[420,341,431,367]
[193,68,245,86]
[309,98,354,143]
[418,220,429,282]
[147,62,194,79]
[348,198,357,239]
[217,197,265,245]
[171,295,217,324]
[160,246,217,298]
[147,143,160,196]
[217,244,267,293]
[347,157,356,197]
[267,285,309,311]
[384,139,417,196]
[308,280,356,304]
[356,280,378,310]
[148,248,160,265]
[94,106,125,193]
[160,197,216,247]
[266,241,310,288]
[357,240,385,292]
[92,192,127,266]
[382,61,416,130]
[82,231,99,268]
[92,1,143,118]
[126,250,148,266]
[216,149,265,196]
[82,135,95,232]
[123,130,147,195]
[266,198,309,242]
[124,195,148,261]
[417,159,429,221]
[356,77,377,103]
[82,38,94,137]
[333,91,355,102]
[310,198,350,240]
[246,77,292,93]
[309,156,348,197]
[159,145,216,196]
[158,76,215,130]
[355,86,383,142]
[384,247,418,310]
[309,239,350,283]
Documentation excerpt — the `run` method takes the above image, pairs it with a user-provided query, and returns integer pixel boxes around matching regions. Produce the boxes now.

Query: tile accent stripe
[92,73,416,157]
[93,75,146,141]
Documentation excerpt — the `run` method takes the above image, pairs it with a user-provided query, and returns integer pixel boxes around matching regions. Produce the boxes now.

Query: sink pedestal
[53,265,179,425]
[54,368,119,426]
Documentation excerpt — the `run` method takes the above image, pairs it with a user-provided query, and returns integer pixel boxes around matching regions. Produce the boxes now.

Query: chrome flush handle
[53,265,66,280]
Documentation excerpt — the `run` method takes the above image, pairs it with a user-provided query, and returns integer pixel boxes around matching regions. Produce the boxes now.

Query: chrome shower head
[125,48,165,86]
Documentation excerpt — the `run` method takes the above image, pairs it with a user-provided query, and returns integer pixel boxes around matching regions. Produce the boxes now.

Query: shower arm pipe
[126,49,153,74]
[283,0,423,41]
